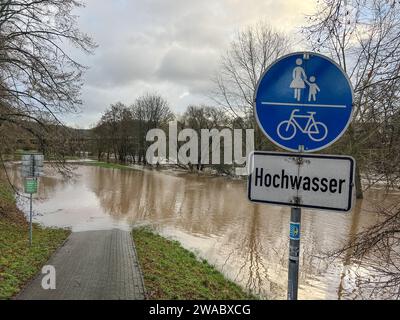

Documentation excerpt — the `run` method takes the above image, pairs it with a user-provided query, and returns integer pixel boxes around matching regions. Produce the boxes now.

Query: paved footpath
[17,229,145,300]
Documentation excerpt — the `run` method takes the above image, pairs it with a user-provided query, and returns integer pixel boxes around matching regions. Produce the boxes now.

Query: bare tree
[0,0,96,176]
[330,202,400,299]
[181,105,230,172]
[212,22,291,149]
[97,102,134,163]
[133,93,175,129]
[131,93,174,163]
[304,0,400,298]
[303,0,400,198]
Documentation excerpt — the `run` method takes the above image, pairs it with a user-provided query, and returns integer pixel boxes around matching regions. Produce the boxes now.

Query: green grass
[0,219,70,299]
[0,181,15,206]
[132,228,256,300]
[55,156,81,161]
[0,180,70,299]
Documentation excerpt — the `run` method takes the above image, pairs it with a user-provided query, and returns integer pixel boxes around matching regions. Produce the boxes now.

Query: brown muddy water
[9,164,400,299]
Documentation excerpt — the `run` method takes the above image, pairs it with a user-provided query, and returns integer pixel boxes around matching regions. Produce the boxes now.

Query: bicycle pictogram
[277,109,328,142]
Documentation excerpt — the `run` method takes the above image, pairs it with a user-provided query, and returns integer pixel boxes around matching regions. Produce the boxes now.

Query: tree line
[88,93,252,175]
[92,94,174,164]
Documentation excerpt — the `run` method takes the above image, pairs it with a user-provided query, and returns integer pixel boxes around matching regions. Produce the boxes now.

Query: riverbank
[76,160,247,180]
[132,228,255,300]
[0,181,70,299]
[79,160,141,171]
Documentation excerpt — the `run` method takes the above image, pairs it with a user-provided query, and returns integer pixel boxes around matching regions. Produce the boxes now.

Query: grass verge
[0,180,70,299]
[132,227,255,300]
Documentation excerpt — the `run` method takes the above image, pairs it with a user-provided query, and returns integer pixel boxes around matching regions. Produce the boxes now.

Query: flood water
[9,164,400,299]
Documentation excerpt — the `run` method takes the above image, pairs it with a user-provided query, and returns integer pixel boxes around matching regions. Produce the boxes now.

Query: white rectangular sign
[21,154,44,178]
[248,151,355,212]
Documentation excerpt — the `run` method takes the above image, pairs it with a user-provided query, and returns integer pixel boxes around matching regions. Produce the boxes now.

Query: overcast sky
[63,0,316,128]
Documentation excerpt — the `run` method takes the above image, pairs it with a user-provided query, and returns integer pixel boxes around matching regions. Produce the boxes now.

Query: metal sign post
[24,177,38,246]
[29,193,33,246]
[21,154,43,246]
[288,207,301,300]
[288,146,302,301]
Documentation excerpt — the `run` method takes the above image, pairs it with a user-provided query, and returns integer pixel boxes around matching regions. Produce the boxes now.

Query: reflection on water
[9,165,399,299]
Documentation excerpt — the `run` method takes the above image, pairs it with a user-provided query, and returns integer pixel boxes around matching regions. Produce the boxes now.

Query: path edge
[130,228,147,300]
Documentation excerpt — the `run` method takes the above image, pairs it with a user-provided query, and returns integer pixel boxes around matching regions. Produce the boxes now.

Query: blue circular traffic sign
[254,52,353,152]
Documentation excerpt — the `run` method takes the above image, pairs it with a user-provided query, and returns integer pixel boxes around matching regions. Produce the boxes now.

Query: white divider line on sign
[261,102,347,109]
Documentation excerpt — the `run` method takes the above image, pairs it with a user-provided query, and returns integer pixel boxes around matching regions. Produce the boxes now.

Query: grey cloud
[85,43,161,88]
[63,0,314,127]
[156,46,218,92]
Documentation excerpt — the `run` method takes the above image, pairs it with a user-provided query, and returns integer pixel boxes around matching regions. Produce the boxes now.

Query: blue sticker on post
[290,222,300,240]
